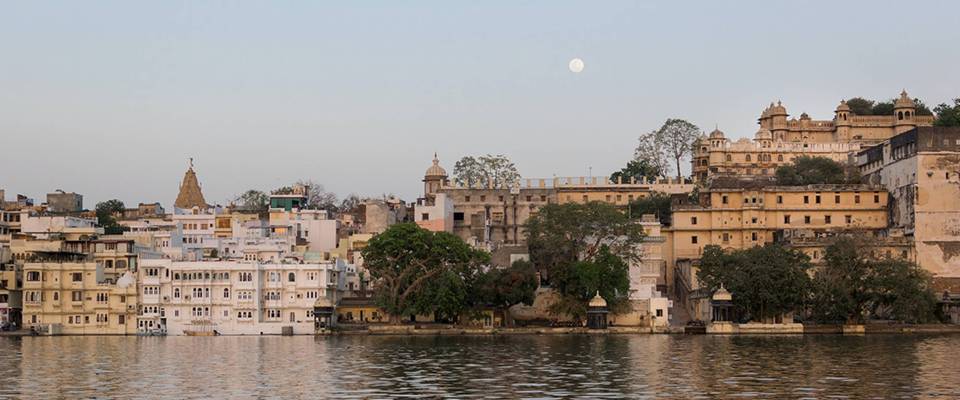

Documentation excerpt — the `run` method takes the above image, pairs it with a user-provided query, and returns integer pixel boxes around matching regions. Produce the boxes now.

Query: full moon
[569,58,584,73]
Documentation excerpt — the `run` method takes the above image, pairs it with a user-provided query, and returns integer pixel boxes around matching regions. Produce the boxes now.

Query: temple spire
[174,159,208,209]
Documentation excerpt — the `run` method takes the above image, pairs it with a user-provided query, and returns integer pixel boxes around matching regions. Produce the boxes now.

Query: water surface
[1,334,958,398]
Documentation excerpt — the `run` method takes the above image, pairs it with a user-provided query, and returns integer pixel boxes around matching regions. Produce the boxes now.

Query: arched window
[745,154,752,162]
[174,288,180,298]
[778,155,784,162]
[725,155,732,162]
[898,111,904,120]
[905,111,911,119]
[223,288,230,299]
[288,272,296,282]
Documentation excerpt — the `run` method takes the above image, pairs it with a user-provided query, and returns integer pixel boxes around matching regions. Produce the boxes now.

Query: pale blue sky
[1,1,958,207]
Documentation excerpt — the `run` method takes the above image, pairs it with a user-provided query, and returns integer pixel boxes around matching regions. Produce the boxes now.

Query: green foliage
[871,101,895,116]
[697,244,812,321]
[627,191,673,225]
[775,156,856,185]
[453,154,520,188]
[610,159,662,184]
[362,223,490,322]
[657,118,702,179]
[95,199,126,234]
[846,97,875,115]
[914,98,934,116]
[475,260,538,309]
[934,99,960,127]
[810,237,938,324]
[233,189,269,211]
[525,202,643,318]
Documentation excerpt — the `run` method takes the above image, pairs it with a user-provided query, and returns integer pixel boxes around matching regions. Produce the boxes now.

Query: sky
[1,1,959,208]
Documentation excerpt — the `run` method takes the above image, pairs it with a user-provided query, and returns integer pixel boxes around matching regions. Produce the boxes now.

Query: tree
[338,193,362,213]
[475,260,539,310]
[293,180,339,214]
[232,190,268,211]
[697,244,812,322]
[631,130,671,178]
[452,154,520,188]
[95,199,126,234]
[846,97,875,115]
[934,99,960,127]
[524,202,645,318]
[657,119,701,180]
[775,156,854,185]
[362,223,490,323]
[610,159,663,184]
[871,101,895,116]
[914,98,934,116]
[810,236,938,324]
[627,192,673,225]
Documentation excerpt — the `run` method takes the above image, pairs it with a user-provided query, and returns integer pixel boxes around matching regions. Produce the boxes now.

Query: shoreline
[4,324,960,337]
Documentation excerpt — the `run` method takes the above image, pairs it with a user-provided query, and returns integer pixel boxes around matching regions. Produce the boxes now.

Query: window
[421,213,429,221]
[722,195,728,204]
[453,212,464,221]
[825,215,832,224]
[526,195,532,202]
[582,195,588,202]
[288,272,296,282]
[72,291,82,301]
[223,288,230,299]
[815,195,821,204]
[751,232,758,241]
[845,215,852,224]
[26,271,41,281]
[464,196,471,202]
[498,196,504,202]
[874,194,880,203]
[72,272,83,282]
[691,236,698,244]
[725,155,732,162]
[745,154,752,162]
[854,194,860,204]
[784,215,791,224]
[804,215,811,224]
[777,155,783,162]
[656,309,663,317]
[722,233,729,243]
[776,195,783,204]
[174,288,180,298]
[804,195,809,204]
[540,195,547,202]
[479,195,486,202]
[690,217,698,225]
[835,195,841,203]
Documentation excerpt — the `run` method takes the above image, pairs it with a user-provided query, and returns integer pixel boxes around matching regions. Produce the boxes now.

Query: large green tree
[810,237,938,324]
[232,189,269,211]
[627,192,673,225]
[934,99,960,127]
[657,119,701,180]
[362,223,489,323]
[95,199,126,234]
[525,202,644,318]
[610,159,663,184]
[452,154,520,188]
[475,260,539,310]
[775,156,857,185]
[697,244,812,322]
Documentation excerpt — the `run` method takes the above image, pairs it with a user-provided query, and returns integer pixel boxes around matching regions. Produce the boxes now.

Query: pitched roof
[174,167,208,209]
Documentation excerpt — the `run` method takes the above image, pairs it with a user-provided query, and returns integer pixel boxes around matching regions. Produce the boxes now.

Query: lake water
[1,334,958,399]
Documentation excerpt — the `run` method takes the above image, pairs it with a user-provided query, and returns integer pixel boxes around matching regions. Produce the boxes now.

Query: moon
[569,58,584,73]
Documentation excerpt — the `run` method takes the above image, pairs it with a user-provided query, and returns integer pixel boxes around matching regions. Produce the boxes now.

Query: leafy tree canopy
[453,154,520,188]
[525,202,644,318]
[810,236,938,324]
[934,98,960,127]
[631,130,672,178]
[775,156,859,186]
[627,192,673,225]
[846,96,933,116]
[362,223,489,322]
[95,199,126,234]
[697,244,812,321]
[657,119,701,180]
[610,159,663,184]
[232,189,269,211]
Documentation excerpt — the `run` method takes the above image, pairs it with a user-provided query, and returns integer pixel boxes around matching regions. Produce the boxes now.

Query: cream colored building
[692,91,934,181]
[137,259,346,335]
[21,239,140,335]
[859,126,960,284]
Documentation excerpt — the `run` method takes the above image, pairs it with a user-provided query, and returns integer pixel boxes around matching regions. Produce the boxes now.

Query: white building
[137,259,347,335]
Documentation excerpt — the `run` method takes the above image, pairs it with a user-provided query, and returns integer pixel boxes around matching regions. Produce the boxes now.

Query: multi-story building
[21,239,140,335]
[0,245,20,327]
[692,91,934,181]
[667,184,889,264]
[137,259,346,335]
[858,126,960,285]
[45,190,83,213]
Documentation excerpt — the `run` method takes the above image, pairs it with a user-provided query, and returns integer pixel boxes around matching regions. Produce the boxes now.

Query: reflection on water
[1,334,958,399]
